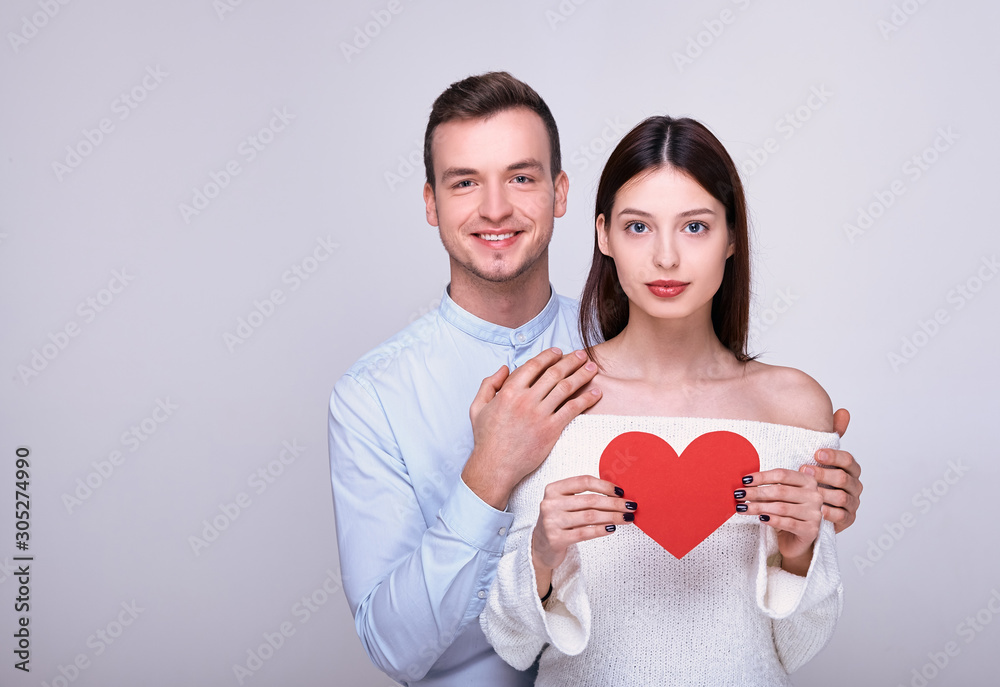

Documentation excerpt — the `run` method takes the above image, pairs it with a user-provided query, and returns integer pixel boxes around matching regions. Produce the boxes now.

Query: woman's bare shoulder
[742,360,834,432]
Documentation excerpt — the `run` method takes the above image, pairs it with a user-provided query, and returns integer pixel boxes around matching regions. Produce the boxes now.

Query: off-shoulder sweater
[481,415,843,687]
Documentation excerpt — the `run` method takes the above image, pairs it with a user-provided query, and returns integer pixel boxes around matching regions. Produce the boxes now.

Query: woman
[480,116,841,685]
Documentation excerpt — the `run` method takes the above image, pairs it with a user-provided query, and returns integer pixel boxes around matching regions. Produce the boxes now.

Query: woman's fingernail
[623,512,635,522]
[759,514,770,522]
[734,489,746,499]
[742,476,754,485]
[614,487,624,497]
[736,503,748,513]
[625,501,637,510]
[605,524,616,532]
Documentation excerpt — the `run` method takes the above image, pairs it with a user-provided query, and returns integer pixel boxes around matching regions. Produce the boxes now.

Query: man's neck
[448,265,552,329]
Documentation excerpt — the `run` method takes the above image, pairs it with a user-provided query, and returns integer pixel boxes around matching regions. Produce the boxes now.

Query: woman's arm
[480,474,631,669]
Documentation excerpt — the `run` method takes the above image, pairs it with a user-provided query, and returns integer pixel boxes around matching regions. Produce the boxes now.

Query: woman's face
[597,165,733,324]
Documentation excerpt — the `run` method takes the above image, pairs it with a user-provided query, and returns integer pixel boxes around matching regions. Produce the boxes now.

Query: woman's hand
[531,475,635,597]
[736,468,823,576]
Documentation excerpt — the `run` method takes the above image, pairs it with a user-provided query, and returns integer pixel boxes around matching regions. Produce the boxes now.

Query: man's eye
[513,175,530,183]
[455,180,473,188]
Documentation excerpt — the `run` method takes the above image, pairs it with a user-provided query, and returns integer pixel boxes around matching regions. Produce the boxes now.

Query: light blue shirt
[329,286,581,686]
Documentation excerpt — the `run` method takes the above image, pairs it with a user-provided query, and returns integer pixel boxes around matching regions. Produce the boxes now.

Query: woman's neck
[598,304,738,384]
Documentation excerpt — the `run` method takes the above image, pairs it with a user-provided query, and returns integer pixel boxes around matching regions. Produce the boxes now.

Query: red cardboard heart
[599,430,760,559]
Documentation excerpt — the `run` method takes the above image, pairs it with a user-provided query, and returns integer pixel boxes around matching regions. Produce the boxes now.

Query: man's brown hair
[423,71,561,190]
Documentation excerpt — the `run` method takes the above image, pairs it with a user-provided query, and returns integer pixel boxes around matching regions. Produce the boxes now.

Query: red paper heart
[599,430,760,559]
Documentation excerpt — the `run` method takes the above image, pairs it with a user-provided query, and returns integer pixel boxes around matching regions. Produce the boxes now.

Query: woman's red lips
[646,280,689,297]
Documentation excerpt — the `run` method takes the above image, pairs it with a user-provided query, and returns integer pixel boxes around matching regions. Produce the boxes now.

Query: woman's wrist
[779,545,814,577]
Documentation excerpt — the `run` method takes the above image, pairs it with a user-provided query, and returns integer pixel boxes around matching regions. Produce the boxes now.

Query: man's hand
[802,408,863,534]
[463,348,602,510]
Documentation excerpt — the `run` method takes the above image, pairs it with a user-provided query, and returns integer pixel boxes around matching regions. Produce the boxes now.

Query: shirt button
[516,333,526,343]
[477,590,486,599]
[498,527,507,536]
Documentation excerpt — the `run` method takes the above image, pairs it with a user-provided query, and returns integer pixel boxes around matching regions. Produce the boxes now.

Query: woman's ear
[596,214,611,257]
[726,226,735,259]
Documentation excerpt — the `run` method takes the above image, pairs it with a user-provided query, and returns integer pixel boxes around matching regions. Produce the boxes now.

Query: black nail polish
[605,524,616,532]
[625,501,637,510]
[734,489,746,499]
[742,476,754,485]
[614,487,624,497]
[736,503,748,513]
[623,513,634,522]
[759,514,770,522]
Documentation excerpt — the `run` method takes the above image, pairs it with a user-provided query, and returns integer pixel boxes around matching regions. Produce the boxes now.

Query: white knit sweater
[481,415,843,687]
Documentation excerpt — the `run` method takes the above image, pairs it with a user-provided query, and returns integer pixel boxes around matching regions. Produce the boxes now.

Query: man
[329,72,863,686]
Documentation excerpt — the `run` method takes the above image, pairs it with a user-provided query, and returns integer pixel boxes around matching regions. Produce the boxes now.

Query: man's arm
[805,408,864,533]
[330,374,508,683]
[329,349,599,683]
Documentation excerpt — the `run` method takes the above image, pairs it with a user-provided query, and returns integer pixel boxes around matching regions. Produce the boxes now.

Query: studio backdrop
[1,1,997,686]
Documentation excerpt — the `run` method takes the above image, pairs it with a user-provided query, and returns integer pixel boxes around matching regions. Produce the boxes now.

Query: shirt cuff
[439,476,515,554]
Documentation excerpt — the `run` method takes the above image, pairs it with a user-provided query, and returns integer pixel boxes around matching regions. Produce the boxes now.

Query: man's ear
[596,214,611,257]
[553,170,569,219]
[423,182,438,226]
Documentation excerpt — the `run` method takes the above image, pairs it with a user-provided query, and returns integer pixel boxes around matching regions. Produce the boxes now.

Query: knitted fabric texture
[481,415,843,687]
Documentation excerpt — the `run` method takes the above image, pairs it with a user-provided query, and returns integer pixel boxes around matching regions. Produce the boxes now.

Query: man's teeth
[478,232,516,241]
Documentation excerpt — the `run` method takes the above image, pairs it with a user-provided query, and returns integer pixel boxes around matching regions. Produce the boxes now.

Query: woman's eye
[626,222,649,234]
[683,221,708,234]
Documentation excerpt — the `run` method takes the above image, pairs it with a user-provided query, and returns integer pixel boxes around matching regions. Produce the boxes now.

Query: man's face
[423,108,568,287]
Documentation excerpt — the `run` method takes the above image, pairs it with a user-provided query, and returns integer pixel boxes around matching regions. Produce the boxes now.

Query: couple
[329,72,863,686]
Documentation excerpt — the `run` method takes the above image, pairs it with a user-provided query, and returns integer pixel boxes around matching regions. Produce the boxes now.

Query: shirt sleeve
[480,480,591,670]
[755,504,843,673]
[329,373,514,683]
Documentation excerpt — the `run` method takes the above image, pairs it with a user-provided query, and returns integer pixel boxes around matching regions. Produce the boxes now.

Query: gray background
[2,1,998,686]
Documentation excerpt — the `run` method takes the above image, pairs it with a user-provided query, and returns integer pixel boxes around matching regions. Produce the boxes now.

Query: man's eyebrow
[440,167,478,183]
[507,159,544,173]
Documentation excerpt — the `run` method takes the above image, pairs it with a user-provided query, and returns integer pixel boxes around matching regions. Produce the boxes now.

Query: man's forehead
[430,108,551,168]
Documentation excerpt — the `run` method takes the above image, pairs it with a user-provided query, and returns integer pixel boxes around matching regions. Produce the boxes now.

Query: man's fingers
[811,464,853,490]
[503,347,566,388]
[815,448,862,479]
[533,350,596,405]
[832,408,850,438]
[469,365,509,418]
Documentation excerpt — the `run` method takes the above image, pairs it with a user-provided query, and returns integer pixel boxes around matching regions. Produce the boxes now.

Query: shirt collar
[438,284,561,347]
